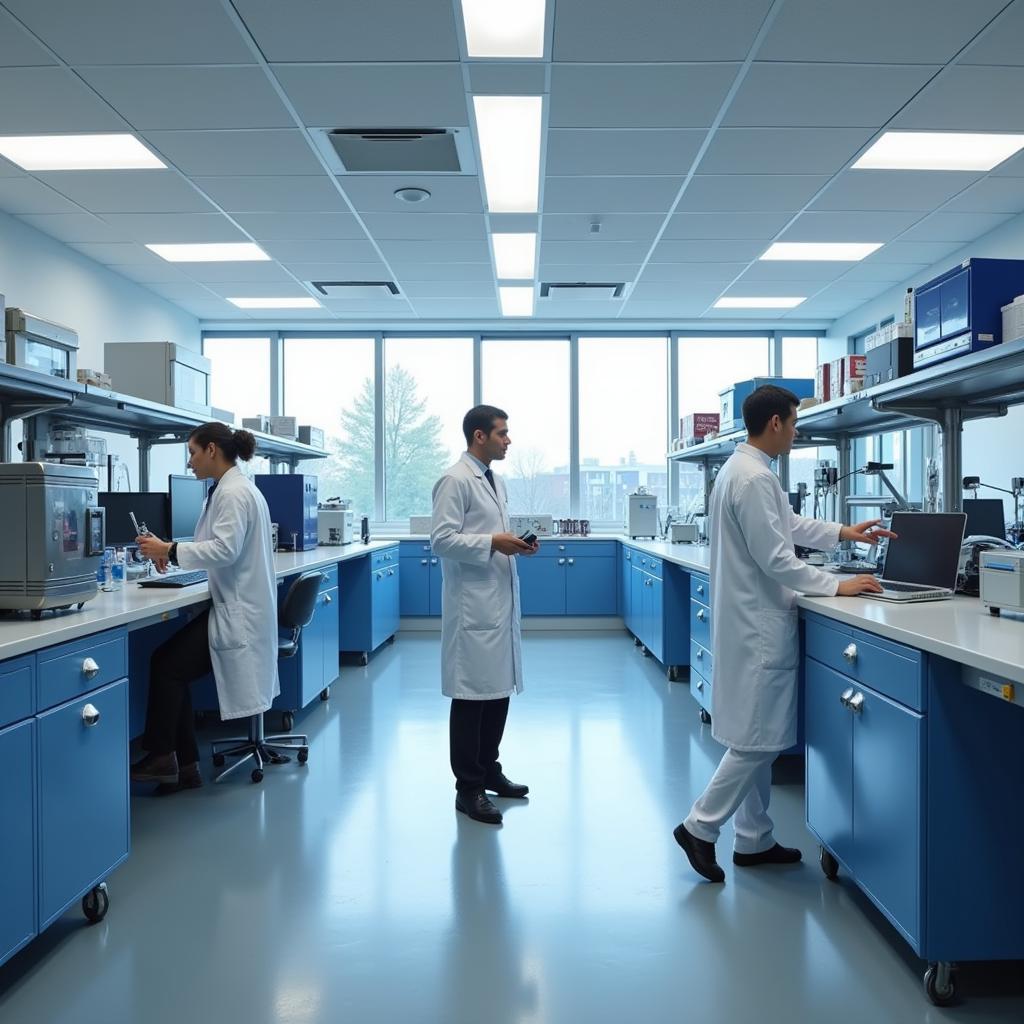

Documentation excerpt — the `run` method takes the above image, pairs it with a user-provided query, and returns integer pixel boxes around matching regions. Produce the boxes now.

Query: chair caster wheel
[820,846,839,881]
[698,708,711,725]
[251,768,264,783]
[282,711,294,732]
[212,753,225,767]
[82,883,109,924]
[297,747,309,764]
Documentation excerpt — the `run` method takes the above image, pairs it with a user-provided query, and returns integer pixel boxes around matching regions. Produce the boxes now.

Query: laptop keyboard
[881,581,939,593]
[138,571,208,588]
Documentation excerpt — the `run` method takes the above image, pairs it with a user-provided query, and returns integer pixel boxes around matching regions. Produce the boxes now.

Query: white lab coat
[175,465,280,720]
[431,452,524,700]
[710,443,841,751]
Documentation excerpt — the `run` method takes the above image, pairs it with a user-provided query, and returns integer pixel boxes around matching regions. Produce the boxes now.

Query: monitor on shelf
[963,498,1006,540]
[168,474,208,541]
[97,492,169,546]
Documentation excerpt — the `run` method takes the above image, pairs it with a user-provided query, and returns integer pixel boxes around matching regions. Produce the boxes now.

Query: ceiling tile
[898,211,1012,242]
[233,0,458,61]
[810,170,980,211]
[98,213,248,243]
[400,281,496,299]
[541,214,663,242]
[0,13,57,66]
[839,261,929,283]
[860,240,964,265]
[553,0,773,61]
[942,177,1024,213]
[143,130,323,177]
[758,0,1006,64]
[271,64,468,128]
[0,156,24,177]
[538,263,640,281]
[232,212,366,240]
[679,174,828,212]
[107,263,194,284]
[408,299,500,318]
[543,176,682,214]
[36,170,215,214]
[892,66,1024,131]
[649,238,768,262]
[663,212,793,239]
[550,64,738,128]
[539,240,653,264]
[2,0,255,64]
[261,239,382,263]
[376,239,491,263]
[360,213,487,241]
[205,282,318,300]
[993,148,1024,177]
[0,68,125,132]
[725,63,937,128]
[961,3,1024,66]
[283,261,391,280]
[546,129,704,176]
[538,299,626,317]
[781,210,924,242]
[467,64,549,95]
[389,262,494,282]
[737,260,850,283]
[191,176,347,213]
[341,175,484,215]
[638,262,748,284]
[69,241,169,265]
[0,177,85,214]
[78,66,294,129]
[720,280,827,298]
[17,212,130,243]
[177,261,296,283]
[628,282,727,303]
[699,127,874,175]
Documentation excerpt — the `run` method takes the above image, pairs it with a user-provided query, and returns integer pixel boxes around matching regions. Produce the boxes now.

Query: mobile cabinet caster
[297,747,309,765]
[668,665,680,681]
[82,883,109,924]
[320,687,330,701]
[924,963,958,1006]
[212,752,225,767]
[698,707,712,725]
[819,847,839,881]
[633,637,642,647]
[360,652,369,666]
[251,768,264,783]
[282,711,294,732]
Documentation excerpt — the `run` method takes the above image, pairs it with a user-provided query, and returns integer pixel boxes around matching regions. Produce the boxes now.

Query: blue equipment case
[255,474,318,550]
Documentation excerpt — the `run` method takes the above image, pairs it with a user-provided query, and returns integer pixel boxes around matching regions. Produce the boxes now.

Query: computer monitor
[881,512,967,589]
[97,492,169,546]
[168,474,207,541]
[963,498,1006,540]
[787,492,802,514]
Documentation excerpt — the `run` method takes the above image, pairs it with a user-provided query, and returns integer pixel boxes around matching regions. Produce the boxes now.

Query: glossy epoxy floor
[1,632,1021,1024]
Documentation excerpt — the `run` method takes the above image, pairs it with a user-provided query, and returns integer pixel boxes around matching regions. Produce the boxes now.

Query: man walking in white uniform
[674,385,893,882]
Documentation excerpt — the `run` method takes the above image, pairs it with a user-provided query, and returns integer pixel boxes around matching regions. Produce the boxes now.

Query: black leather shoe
[484,771,529,798]
[130,752,179,785]
[673,823,725,883]
[456,790,503,825]
[733,843,802,866]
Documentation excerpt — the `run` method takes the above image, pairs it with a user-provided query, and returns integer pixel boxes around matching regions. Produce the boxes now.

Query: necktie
[484,468,496,494]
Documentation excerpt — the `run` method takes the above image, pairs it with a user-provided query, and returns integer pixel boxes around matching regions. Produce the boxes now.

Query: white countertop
[0,540,396,661]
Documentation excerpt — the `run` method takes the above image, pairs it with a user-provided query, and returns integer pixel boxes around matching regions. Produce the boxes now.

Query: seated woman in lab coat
[130,422,278,792]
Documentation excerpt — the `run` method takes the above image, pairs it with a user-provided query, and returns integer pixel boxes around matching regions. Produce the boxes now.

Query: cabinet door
[399,557,430,616]
[0,719,35,966]
[316,587,340,698]
[620,549,633,620]
[517,555,565,615]
[805,659,854,868]
[853,686,923,946]
[296,592,326,708]
[647,574,664,662]
[37,679,129,930]
[387,566,401,636]
[428,558,443,616]
[629,565,644,636]
[565,556,617,615]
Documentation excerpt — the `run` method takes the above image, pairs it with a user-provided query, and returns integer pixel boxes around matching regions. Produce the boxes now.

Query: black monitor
[787,491,802,514]
[881,512,967,589]
[168,474,207,541]
[97,492,169,546]
[963,498,1006,540]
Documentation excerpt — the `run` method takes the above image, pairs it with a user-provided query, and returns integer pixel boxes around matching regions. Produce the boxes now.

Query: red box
[815,363,831,402]
[681,412,720,446]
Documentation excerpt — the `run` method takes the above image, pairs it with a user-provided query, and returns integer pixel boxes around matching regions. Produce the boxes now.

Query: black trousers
[449,696,510,793]
[142,610,212,766]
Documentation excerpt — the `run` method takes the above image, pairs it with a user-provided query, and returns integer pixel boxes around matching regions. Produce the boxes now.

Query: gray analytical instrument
[317,499,355,546]
[980,550,1024,616]
[628,492,659,540]
[0,463,105,612]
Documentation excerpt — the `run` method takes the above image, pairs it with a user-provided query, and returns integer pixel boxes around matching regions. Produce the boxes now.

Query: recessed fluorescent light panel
[499,285,534,316]
[853,131,1024,172]
[492,233,536,279]
[760,242,883,262]
[714,297,806,309]
[227,297,321,309]
[473,95,543,213]
[0,133,165,171]
[146,243,270,263]
[461,0,545,58]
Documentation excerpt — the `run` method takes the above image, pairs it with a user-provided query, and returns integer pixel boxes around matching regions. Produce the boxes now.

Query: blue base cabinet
[622,547,689,677]
[516,541,619,616]
[689,573,713,718]
[399,541,441,616]
[275,564,339,712]
[339,546,400,661]
[0,717,35,965]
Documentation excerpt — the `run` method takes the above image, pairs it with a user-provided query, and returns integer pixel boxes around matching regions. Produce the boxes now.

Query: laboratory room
[3,1,1024,1021]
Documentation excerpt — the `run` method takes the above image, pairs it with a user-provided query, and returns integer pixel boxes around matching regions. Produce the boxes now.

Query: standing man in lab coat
[674,385,892,881]
[431,405,538,825]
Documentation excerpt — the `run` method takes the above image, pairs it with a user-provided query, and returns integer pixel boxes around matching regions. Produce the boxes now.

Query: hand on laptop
[837,574,884,597]
[840,518,898,545]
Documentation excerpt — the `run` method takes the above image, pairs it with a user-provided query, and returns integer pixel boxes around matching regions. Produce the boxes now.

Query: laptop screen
[881,512,967,589]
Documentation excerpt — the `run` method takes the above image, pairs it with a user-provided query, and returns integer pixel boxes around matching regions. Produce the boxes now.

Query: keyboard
[880,581,936,593]
[137,571,208,589]
[835,562,880,574]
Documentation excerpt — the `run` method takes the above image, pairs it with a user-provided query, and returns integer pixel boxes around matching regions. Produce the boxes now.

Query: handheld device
[129,510,149,537]
[518,530,537,545]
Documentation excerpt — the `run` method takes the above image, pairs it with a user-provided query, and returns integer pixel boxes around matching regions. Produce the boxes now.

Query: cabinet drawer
[804,614,924,711]
[690,639,713,683]
[371,546,399,568]
[634,554,662,579]
[689,573,711,604]
[400,540,433,557]
[0,655,34,730]
[318,565,338,591]
[536,540,617,558]
[690,670,711,710]
[37,631,127,712]
[690,599,711,650]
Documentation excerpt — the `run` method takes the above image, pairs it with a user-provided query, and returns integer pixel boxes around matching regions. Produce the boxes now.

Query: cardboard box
[830,354,867,400]
[815,362,831,402]
[298,425,324,449]
[680,412,720,447]
[242,415,271,433]
[269,415,298,440]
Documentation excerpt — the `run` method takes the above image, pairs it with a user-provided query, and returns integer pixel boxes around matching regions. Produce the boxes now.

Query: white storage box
[268,416,298,439]
[1002,295,1024,345]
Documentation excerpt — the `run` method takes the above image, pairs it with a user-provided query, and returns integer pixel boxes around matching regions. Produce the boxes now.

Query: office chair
[211,569,325,783]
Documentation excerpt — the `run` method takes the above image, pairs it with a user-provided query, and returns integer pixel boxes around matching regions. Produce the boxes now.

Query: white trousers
[684,748,778,854]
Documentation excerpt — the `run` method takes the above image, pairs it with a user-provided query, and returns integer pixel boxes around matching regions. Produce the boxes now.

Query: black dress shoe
[733,843,802,866]
[484,771,529,798]
[130,751,179,785]
[673,822,725,883]
[456,790,503,825]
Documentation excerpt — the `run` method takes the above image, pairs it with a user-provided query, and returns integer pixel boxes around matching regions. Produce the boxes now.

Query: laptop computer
[864,511,966,603]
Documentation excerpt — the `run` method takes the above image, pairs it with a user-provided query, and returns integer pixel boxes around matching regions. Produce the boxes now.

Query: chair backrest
[279,569,326,630]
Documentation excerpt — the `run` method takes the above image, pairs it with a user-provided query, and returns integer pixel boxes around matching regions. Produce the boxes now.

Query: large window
[204,336,271,422]
[481,338,570,517]
[579,336,667,523]
[783,336,821,505]
[283,337,375,519]
[383,337,473,520]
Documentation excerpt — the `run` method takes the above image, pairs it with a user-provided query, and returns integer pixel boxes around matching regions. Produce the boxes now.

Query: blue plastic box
[718,377,815,432]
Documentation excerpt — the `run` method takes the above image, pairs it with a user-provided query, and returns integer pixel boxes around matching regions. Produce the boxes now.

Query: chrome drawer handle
[843,643,858,663]
[423,545,429,551]
[840,687,855,707]
[388,569,394,576]
[848,691,865,714]
[696,584,704,595]
[696,609,706,622]
[559,545,565,551]
[323,594,332,605]
[558,558,566,565]
[82,657,100,679]
[421,559,429,565]
[625,552,631,560]
[431,558,438,565]
[695,649,703,659]
[567,558,574,565]
[696,679,703,691]
[82,703,100,727]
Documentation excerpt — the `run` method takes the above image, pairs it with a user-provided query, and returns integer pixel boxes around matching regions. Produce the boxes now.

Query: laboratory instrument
[5,308,79,380]
[104,341,211,414]
[317,498,355,546]
[627,491,658,539]
[980,550,1024,616]
[255,474,318,550]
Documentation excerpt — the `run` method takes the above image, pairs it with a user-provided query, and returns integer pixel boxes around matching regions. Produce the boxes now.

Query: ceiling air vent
[309,281,400,300]
[540,283,625,301]
[327,128,463,172]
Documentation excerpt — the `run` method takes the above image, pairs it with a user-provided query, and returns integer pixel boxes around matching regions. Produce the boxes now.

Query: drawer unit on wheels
[622,548,689,680]
[803,611,1024,1006]
[274,564,339,730]
[339,546,400,664]
[689,573,713,723]
[517,541,618,616]
[399,541,442,616]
